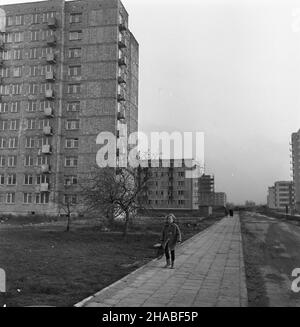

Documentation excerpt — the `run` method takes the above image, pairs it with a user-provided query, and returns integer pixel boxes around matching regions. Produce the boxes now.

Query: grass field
[0,214,223,307]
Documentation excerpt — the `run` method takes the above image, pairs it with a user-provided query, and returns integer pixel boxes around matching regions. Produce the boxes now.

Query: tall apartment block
[267,181,294,211]
[0,0,139,215]
[141,159,200,210]
[198,174,214,206]
[291,129,300,212]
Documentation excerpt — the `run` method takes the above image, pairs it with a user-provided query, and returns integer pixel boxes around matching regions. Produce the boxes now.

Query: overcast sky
[1,0,300,204]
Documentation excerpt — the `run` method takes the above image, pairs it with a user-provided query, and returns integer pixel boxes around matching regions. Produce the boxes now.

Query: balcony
[0,39,4,50]
[41,164,50,173]
[48,17,58,29]
[0,59,3,67]
[117,89,126,102]
[43,126,53,136]
[119,21,128,32]
[117,110,125,120]
[118,71,127,84]
[45,71,55,81]
[45,89,54,99]
[42,144,51,154]
[46,52,56,63]
[118,34,127,48]
[46,35,56,46]
[118,55,127,67]
[44,107,54,117]
[40,183,49,192]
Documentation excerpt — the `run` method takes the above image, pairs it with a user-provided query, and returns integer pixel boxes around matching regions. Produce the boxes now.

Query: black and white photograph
[0,0,300,315]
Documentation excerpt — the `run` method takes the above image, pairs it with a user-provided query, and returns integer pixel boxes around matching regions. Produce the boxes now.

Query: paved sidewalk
[76,215,248,307]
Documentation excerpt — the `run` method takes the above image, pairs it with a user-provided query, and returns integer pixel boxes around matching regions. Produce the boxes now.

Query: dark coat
[161,223,182,251]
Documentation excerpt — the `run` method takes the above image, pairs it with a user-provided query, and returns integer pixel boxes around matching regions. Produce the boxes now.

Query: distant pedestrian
[161,214,182,269]
[229,209,234,217]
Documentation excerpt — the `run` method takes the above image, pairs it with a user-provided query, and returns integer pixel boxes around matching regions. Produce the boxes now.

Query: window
[6,193,15,204]
[66,120,80,130]
[37,137,50,147]
[24,155,34,167]
[29,65,39,77]
[29,83,39,95]
[25,137,35,148]
[41,65,53,76]
[29,48,39,59]
[0,68,9,78]
[15,15,24,26]
[41,47,52,58]
[0,120,7,131]
[64,194,77,205]
[12,66,22,77]
[68,48,81,58]
[67,84,81,94]
[14,32,24,43]
[23,193,33,204]
[36,174,49,185]
[70,13,82,24]
[68,65,81,77]
[65,156,78,167]
[42,11,55,23]
[7,16,14,27]
[5,33,13,43]
[0,85,9,96]
[0,174,5,185]
[67,101,80,112]
[7,174,16,185]
[38,119,50,129]
[8,156,17,167]
[31,13,39,24]
[37,156,49,165]
[13,49,22,60]
[41,29,53,41]
[0,138,6,148]
[11,101,21,113]
[3,50,12,60]
[36,193,49,204]
[8,137,18,148]
[64,175,78,186]
[30,30,39,42]
[24,174,34,185]
[69,31,82,41]
[65,138,79,148]
[27,101,38,112]
[178,190,184,196]
[40,100,53,111]
[0,103,9,113]
[11,84,22,95]
[0,156,5,167]
[9,120,19,130]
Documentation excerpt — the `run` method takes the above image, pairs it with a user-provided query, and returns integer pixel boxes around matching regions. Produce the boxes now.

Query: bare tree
[81,166,151,236]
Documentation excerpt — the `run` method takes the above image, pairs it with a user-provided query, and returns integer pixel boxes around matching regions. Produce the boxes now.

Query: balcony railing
[41,164,50,173]
[118,55,127,67]
[46,52,56,63]
[117,110,125,120]
[117,90,125,102]
[44,107,53,117]
[118,71,127,84]
[45,71,55,81]
[118,34,127,48]
[43,126,53,136]
[45,89,54,99]
[42,144,51,154]
[119,20,128,32]
[48,17,58,29]
[46,35,56,46]
[40,183,49,192]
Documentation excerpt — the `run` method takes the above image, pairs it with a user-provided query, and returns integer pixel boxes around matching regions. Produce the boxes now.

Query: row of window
[0,101,79,113]
[0,119,80,131]
[6,12,82,27]
[2,29,83,44]
[1,47,81,61]
[0,83,81,95]
[0,155,49,167]
[148,200,186,205]
[0,174,78,186]
[149,190,186,196]
[0,155,78,167]
[0,192,50,204]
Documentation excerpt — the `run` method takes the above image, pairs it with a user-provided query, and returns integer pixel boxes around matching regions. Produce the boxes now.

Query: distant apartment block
[198,174,215,206]
[291,129,300,212]
[142,159,200,210]
[267,181,294,211]
[214,192,227,207]
[0,0,138,215]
